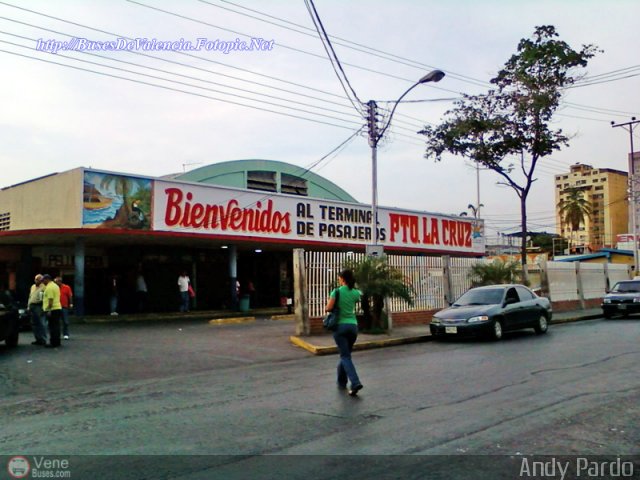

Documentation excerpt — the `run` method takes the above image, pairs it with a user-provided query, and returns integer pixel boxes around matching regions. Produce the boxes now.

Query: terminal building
[0,160,485,315]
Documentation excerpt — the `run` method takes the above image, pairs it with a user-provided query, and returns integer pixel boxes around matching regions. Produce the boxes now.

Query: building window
[280,173,308,196]
[0,212,9,231]
[595,186,604,191]
[247,171,277,192]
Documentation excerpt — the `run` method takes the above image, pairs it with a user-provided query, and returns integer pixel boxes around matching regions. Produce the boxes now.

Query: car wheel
[491,320,503,341]
[534,314,548,334]
[603,311,612,319]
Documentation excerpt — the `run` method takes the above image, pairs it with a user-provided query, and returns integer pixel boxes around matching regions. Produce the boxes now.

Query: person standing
[325,269,363,396]
[177,271,190,313]
[27,274,47,346]
[41,274,62,348]
[109,273,119,316]
[136,272,148,312]
[54,276,73,340]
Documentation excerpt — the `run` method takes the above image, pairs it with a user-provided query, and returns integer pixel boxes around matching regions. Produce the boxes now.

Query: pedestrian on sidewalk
[177,271,191,313]
[325,269,363,396]
[109,273,119,316]
[54,276,73,340]
[42,274,62,348]
[136,271,148,312]
[27,274,47,346]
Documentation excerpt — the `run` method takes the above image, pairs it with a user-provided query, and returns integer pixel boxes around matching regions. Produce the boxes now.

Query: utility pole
[612,117,640,274]
[367,100,381,254]
[364,70,445,257]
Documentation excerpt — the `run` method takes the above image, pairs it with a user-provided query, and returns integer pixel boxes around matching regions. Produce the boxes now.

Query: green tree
[469,260,522,287]
[344,256,414,331]
[557,187,592,248]
[420,26,599,280]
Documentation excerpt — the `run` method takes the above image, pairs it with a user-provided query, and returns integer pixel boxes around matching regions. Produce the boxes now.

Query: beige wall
[0,168,83,230]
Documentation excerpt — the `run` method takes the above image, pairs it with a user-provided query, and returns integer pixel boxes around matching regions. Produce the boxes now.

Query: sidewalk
[77,306,604,356]
[79,307,294,325]
[289,308,604,355]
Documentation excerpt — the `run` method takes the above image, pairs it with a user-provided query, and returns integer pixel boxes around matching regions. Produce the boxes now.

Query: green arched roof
[176,159,358,203]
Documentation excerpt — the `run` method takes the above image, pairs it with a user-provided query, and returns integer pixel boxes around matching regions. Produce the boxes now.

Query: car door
[515,286,539,325]
[501,287,524,330]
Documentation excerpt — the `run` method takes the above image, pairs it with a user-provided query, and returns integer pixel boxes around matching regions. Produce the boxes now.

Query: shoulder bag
[322,288,340,331]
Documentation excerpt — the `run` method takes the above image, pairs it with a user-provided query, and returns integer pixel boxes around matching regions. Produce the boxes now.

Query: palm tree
[469,260,522,287]
[344,256,414,331]
[557,187,592,250]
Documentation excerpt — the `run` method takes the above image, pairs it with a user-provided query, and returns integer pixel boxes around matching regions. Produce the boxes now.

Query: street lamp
[366,69,445,255]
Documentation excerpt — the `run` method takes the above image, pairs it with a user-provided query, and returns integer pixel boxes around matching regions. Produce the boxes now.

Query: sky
[1,0,639,242]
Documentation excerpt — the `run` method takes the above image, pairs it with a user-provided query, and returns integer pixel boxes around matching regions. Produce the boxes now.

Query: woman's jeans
[332,323,361,388]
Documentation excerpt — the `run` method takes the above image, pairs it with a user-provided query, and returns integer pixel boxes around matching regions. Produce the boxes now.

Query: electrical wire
[304,0,366,117]
[0,47,363,130]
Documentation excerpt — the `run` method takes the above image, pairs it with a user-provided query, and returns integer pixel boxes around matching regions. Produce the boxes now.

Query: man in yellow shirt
[27,274,47,345]
[42,274,62,348]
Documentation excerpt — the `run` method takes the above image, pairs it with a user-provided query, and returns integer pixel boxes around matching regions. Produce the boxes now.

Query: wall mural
[83,171,152,230]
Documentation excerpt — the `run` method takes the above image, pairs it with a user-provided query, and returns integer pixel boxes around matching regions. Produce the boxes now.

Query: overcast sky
[1,0,638,240]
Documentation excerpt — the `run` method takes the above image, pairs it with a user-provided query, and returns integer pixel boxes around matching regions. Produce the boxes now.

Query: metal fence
[303,251,632,318]
[303,251,484,318]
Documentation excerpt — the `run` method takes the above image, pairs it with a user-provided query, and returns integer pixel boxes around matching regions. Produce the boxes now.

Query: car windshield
[611,281,640,293]
[453,288,504,306]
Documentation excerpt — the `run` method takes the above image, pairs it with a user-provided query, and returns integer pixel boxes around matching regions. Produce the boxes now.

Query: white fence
[303,251,483,318]
[301,250,632,320]
[545,261,631,303]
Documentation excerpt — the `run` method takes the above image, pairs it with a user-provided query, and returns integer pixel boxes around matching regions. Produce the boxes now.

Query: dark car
[0,291,20,348]
[601,280,640,318]
[430,284,552,340]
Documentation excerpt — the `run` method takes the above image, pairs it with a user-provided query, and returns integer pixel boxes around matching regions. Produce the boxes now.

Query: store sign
[153,180,485,254]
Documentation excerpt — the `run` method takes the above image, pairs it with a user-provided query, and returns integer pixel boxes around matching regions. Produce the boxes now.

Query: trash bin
[239,294,250,313]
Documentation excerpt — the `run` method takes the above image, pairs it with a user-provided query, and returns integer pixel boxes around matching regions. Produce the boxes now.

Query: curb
[550,314,602,325]
[209,317,256,325]
[270,314,295,321]
[290,334,432,355]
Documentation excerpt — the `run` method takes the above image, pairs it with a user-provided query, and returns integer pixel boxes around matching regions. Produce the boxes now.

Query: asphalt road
[1,317,639,479]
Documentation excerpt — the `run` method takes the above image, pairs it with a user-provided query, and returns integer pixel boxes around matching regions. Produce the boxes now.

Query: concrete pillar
[442,255,453,306]
[575,262,586,310]
[229,245,238,309]
[74,237,85,317]
[293,249,309,335]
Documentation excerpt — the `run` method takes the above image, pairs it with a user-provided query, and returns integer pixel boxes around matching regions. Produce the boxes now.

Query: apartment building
[555,163,628,251]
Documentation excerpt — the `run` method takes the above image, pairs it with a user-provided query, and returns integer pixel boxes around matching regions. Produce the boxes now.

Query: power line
[202,0,492,89]
[0,30,366,121]
[302,0,365,117]
[0,38,368,126]
[0,47,363,130]
[0,4,430,131]
[124,0,466,96]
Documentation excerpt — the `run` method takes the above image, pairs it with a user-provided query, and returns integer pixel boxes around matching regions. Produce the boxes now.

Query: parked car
[601,280,640,318]
[430,284,552,340]
[0,291,20,348]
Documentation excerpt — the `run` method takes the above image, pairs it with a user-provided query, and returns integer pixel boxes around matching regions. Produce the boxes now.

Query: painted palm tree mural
[82,171,152,229]
[557,187,592,250]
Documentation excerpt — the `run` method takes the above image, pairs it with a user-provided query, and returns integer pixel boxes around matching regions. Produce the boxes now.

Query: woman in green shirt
[325,269,363,396]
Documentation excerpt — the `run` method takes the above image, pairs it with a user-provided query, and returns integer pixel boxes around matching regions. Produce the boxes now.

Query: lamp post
[366,69,445,256]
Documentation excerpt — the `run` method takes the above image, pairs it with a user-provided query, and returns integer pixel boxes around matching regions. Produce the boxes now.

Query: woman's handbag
[188,285,196,298]
[322,289,340,331]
